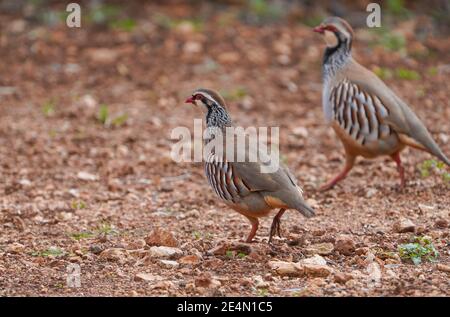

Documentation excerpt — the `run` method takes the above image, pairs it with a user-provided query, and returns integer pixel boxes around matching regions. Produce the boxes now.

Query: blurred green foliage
[398,236,439,265]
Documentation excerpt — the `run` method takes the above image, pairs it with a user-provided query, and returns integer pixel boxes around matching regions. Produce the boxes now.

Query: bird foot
[268,217,283,244]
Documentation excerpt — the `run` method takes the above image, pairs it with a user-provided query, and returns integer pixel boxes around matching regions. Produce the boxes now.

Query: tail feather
[398,107,450,167]
[294,200,315,218]
[400,133,450,166]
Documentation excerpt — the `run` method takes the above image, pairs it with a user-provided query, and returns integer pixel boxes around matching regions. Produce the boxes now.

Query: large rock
[134,273,163,282]
[179,254,201,265]
[145,228,178,247]
[99,248,127,262]
[159,260,179,269]
[393,218,416,233]
[269,255,333,278]
[149,246,183,259]
[299,255,333,277]
[334,235,356,255]
[268,261,302,277]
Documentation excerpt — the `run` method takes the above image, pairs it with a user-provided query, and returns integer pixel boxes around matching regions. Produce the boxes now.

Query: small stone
[149,246,183,259]
[145,228,178,247]
[183,41,202,54]
[436,263,450,273]
[89,244,104,254]
[254,275,269,288]
[159,260,179,269]
[303,264,332,278]
[334,272,353,284]
[6,242,25,253]
[12,216,25,231]
[99,248,127,262]
[367,262,382,284]
[305,242,334,255]
[300,254,327,266]
[418,204,436,213]
[268,261,302,277]
[18,179,31,186]
[68,256,82,263]
[179,254,200,265]
[217,52,240,64]
[393,218,416,233]
[77,171,98,181]
[207,243,229,256]
[195,273,221,288]
[365,188,377,198]
[334,235,355,255]
[299,255,332,277]
[434,219,448,229]
[56,212,72,222]
[150,281,175,290]
[292,127,309,139]
[355,247,369,256]
[134,273,162,282]
[126,239,146,250]
[230,243,252,255]
[86,48,118,64]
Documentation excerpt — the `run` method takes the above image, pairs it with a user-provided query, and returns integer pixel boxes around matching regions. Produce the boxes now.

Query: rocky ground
[0,1,449,296]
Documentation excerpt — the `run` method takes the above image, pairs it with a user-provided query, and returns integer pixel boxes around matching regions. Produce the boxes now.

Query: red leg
[269,209,286,244]
[320,154,356,191]
[391,151,405,189]
[244,216,259,243]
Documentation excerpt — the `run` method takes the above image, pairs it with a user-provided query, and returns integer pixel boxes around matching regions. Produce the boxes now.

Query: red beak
[313,25,325,34]
[185,96,195,104]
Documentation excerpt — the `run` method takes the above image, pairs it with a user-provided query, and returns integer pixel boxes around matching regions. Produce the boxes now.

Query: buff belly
[332,122,405,158]
[224,192,279,219]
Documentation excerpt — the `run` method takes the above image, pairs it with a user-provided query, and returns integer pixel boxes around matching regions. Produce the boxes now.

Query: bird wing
[342,60,450,165]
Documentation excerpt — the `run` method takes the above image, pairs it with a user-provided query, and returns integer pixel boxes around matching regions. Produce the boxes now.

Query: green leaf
[111,113,128,127]
[98,104,109,125]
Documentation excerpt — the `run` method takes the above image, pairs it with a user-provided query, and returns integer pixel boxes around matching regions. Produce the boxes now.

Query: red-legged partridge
[185,88,314,243]
[314,17,450,190]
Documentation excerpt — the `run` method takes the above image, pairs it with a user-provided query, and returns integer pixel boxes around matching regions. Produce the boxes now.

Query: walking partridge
[185,88,314,243]
[314,17,450,190]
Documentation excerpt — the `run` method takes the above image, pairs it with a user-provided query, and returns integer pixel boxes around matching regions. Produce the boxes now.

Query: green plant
[42,100,55,117]
[153,14,204,32]
[301,15,325,28]
[371,28,406,52]
[220,87,248,101]
[427,67,438,76]
[87,4,121,25]
[97,104,109,124]
[192,231,201,240]
[225,250,234,258]
[373,67,393,80]
[96,223,118,236]
[395,68,420,80]
[110,18,136,32]
[71,200,86,210]
[257,288,269,297]
[237,252,247,259]
[248,0,282,21]
[97,105,128,127]
[386,0,411,18]
[419,159,449,183]
[111,113,128,127]
[398,236,439,265]
[70,231,94,241]
[32,247,65,257]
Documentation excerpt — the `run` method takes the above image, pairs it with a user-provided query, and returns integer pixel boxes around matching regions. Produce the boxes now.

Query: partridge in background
[314,17,450,190]
[185,88,314,243]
